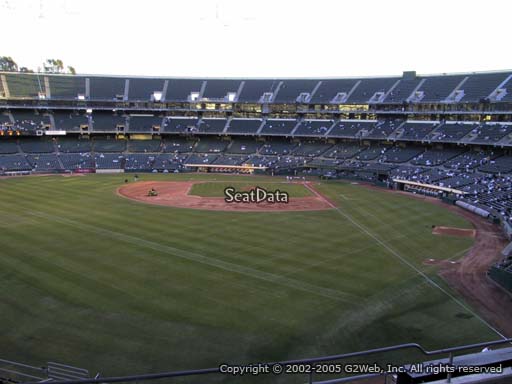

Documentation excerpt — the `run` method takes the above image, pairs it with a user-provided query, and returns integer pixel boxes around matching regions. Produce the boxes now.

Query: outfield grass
[0,174,498,383]
[189,181,313,198]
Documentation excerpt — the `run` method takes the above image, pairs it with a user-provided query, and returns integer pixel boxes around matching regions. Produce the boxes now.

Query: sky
[2,0,511,78]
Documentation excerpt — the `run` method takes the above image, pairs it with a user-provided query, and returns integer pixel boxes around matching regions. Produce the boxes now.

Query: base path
[117,181,333,212]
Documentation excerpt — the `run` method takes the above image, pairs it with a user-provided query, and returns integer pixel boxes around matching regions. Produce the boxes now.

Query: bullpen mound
[432,226,476,238]
[117,181,333,212]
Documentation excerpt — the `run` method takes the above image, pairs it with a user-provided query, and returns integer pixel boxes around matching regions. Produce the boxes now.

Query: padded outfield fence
[2,338,512,384]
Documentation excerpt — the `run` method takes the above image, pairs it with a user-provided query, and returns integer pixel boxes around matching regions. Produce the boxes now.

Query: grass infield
[188,181,313,198]
[0,173,493,382]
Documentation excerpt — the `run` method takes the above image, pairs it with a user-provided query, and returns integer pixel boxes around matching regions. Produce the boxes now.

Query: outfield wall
[489,265,512,294]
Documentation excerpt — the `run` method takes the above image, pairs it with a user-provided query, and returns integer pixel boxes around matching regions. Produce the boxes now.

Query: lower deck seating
[259,141,297,155]
[225,139,262,154]
[194,138,229,153]
[212,155,247,165]
[185,153,218,164]
[411,148,464,166]
[152,154,186,171]
[382,147,423,163]
[57,138,92,153]
[59,153,94,170]
[124,154,156,170]
[94,153,124,169]
[162,138,196,153]
[479,156,512,174]
[26,154,62,170]
[356,146,385,161]
[292,142,332,157]
[444,151,494,170]
[0,140,19,154]
[19,139,55,153]
[0,135,511,223]
[127,140,162,152]
[323,144,362,159]
[0,154,32,171]
[93,138,127,152]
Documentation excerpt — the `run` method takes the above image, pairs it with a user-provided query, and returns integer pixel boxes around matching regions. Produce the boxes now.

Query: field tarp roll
[95,169,125,174]
[502,241,512,257]
[455,200,490,218]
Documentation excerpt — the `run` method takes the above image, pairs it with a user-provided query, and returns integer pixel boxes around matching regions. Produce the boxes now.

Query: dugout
[184,163,267,174]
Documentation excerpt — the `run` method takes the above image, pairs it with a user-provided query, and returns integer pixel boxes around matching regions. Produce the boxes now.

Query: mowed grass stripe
[0,178,472,304]
[0,175,498,376]
[316,182,474,266]
[26,210,361,305]
[3,179,383,286]
[6,178,415,297]
[307,182,505,339]
[189,181,313,197]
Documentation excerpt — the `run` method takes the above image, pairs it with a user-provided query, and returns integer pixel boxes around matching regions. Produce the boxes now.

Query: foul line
[28,210,360,306]
[303,183,507,339]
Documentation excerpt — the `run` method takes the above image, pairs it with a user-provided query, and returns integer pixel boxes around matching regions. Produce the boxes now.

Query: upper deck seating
[53,111,89,132]
[128,115,162,132]
[226,119,262,134]
[162,117,199,133]
[328,121,374,138]
[260,119,297,135]
[397,122,439,141]
[364,120,400,140]
[91,113,126,132]
[294,120,333,136]
[197,119,227,134]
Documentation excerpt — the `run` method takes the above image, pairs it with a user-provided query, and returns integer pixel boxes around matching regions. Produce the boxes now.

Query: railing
[8,338,512,384]
[0,358,46,382]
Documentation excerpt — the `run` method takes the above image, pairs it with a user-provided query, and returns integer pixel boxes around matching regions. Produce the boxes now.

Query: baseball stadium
[0,67,512,384]
[2,2,512,384]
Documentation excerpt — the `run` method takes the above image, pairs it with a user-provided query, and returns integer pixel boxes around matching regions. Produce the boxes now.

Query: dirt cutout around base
[118,181,333,212]
[432,226,476,238]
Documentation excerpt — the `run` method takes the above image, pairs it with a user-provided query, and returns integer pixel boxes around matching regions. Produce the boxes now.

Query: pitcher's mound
[118,181,333,212]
